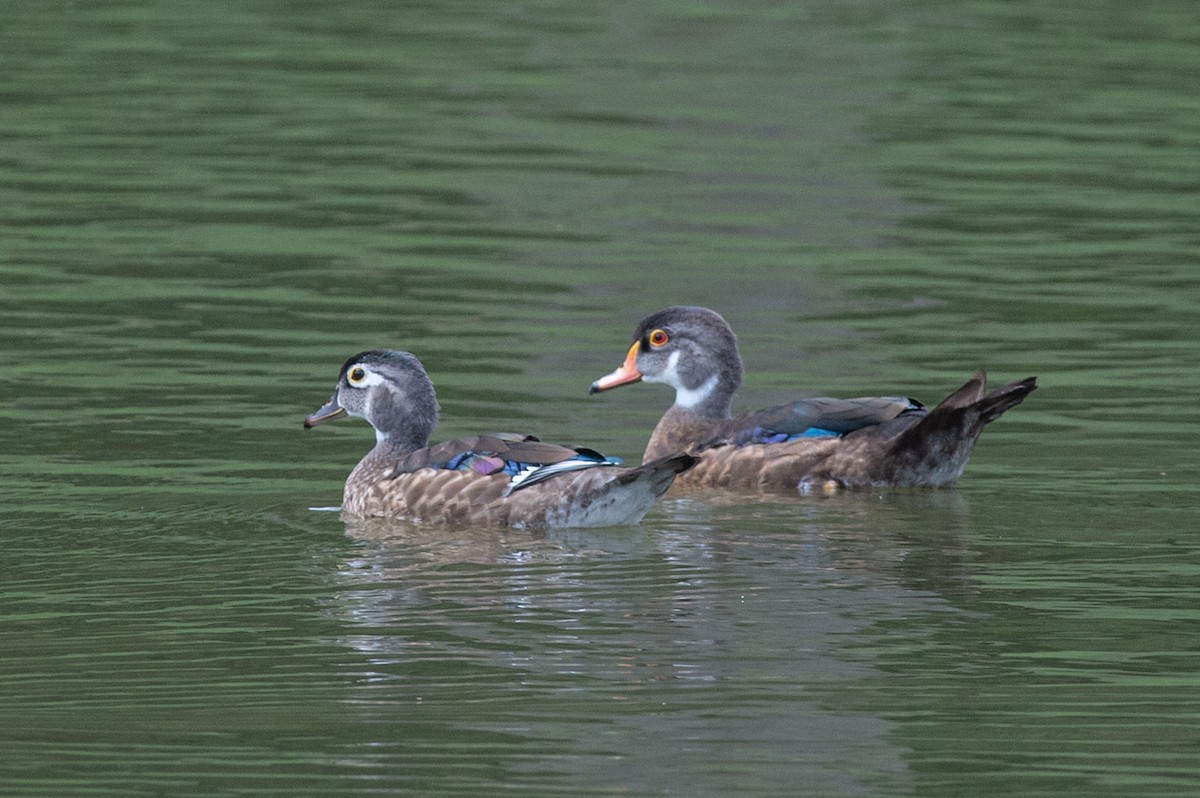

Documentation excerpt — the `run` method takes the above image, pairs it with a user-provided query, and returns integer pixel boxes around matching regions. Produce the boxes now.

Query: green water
[3,1,1198,795]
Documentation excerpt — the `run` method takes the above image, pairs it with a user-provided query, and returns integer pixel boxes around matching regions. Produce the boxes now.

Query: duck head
[305,349,440,453]
[590,306,742,418]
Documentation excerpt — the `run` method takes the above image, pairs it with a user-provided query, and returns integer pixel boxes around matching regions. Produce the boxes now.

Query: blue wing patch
[735,425,840,446]
[502,456,623,496]
[443,450,525,476]
[440,448,624,495]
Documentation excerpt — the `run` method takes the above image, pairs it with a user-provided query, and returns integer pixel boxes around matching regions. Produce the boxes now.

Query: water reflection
[326,493,984,792]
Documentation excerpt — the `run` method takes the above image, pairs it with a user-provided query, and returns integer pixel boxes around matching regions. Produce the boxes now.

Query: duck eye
[648,329,669,347]
[348,366,367,385]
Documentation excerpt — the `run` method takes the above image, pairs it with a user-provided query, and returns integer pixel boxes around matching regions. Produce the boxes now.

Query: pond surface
[2,1,1198,795]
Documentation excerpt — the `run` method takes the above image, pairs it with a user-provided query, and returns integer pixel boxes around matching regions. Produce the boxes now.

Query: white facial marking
[674,373,719,410]
[348,365,387,388]
[344,364,390,440]
[642,350,683,387]
[642,351,717,409]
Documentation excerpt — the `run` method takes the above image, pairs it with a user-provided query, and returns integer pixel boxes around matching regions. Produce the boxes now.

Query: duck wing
[389,432,624,495]
[716,396,924,447]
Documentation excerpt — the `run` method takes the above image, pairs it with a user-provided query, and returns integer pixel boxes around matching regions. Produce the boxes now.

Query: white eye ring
[346,365,385,387]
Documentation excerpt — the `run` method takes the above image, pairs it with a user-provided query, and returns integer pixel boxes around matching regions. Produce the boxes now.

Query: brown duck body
[646,371,1036,491]
[591,307,1037,492]
[340,435,694,527]
[307,350,695,528]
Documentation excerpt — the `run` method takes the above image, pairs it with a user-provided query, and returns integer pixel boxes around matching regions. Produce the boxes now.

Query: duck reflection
[321,492,978,792]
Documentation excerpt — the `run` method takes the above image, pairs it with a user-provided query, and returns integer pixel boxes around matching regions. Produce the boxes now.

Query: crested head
[629,306,742,418]
[308,348,440,454]
[633,306,731,339]
[337,349,427,385]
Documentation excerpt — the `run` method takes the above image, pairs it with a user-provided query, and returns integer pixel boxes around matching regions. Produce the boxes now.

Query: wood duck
[589,306,1036,492]
[305,350,696,527]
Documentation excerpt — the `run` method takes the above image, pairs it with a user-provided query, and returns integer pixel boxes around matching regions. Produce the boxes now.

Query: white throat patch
[646,351,718,410]
[674,373,719,410]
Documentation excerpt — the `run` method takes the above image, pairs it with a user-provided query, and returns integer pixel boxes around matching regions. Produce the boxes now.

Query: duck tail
[874,371,1037,486]
[613,452,699,489]
[561,452,697,527]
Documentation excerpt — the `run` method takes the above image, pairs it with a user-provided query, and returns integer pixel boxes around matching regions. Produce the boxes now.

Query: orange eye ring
[648,329,669,347]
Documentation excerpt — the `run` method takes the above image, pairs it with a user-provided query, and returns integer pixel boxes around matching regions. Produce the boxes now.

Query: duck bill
[589,341,643,394]
[304,394,347,429]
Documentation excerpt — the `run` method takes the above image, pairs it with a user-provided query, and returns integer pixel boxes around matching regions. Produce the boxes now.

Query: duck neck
[372,425,429,458]
[642,373,737,463]
[368,385,438,457]
[671,372,734,419]
[345,395,437,493]
[643,405,726,463]
[347,431,422,491]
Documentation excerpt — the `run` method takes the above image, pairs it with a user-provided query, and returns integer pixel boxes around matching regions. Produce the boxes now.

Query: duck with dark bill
[305,349,695,527]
